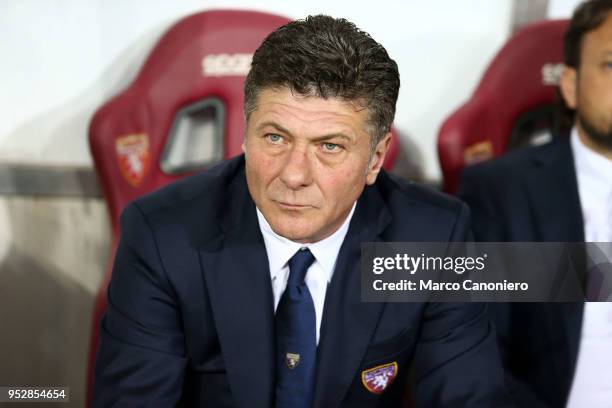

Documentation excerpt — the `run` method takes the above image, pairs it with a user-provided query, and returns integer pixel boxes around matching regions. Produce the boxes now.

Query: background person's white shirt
[256,203,356,345]
[566,128,612,408]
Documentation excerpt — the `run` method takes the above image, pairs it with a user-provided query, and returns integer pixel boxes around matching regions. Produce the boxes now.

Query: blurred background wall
[0,0,582,406]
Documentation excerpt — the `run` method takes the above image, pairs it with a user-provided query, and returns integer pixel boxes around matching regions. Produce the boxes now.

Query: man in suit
[459,1,612,407]
[93,15,509,407]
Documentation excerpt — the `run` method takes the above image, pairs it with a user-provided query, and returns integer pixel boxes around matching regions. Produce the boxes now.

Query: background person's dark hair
[244,15,400,153]
[564,0,612,68]
[557,0,612,128]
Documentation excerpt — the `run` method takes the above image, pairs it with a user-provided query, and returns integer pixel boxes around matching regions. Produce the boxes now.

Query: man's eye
[323,142,340,151]
[267,134,283,143]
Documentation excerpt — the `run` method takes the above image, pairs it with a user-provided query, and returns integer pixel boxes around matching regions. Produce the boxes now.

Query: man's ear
[242,127,249,154]
[559,65,578,110]
[365,132,392,185]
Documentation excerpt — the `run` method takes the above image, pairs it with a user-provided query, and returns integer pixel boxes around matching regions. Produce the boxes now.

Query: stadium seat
[437,19,569,193]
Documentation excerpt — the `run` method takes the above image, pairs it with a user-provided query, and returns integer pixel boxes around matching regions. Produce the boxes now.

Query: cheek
[578,89,611,124]
[247,151,279,183]
[318,166,365,205]
[580,75,611,106]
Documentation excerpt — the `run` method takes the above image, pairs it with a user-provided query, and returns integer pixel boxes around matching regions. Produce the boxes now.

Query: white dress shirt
[256,203,356,345]
[566,128,612,408]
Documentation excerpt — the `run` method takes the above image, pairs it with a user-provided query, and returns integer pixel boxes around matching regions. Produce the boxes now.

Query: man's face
[243,87,390,244]
[561,12,612,151]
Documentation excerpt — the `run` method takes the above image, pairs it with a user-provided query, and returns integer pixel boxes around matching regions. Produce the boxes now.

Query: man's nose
[279,144,313,190]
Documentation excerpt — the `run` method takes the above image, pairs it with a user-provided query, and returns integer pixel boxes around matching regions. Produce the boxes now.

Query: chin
[273,226,312,242]
[269,219,317,242]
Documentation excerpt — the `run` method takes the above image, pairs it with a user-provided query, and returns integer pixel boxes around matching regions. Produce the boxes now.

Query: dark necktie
[275,248,317,408]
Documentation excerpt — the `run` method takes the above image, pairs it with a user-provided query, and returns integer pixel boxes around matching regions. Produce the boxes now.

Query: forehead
[248,87,370,135]
[582,12,612,55]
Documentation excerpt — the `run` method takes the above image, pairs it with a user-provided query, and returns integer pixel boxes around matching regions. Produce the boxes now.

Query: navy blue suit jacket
[93,155,510,407]
[459,139,584,408]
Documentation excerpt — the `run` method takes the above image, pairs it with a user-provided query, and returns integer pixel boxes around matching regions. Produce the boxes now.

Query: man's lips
[275,201,312,209]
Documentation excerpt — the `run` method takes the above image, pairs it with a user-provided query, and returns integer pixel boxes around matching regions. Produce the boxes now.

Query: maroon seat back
[438,19,569,193]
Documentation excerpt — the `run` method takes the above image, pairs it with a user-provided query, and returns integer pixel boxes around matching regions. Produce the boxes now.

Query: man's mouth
[275,201,312,210]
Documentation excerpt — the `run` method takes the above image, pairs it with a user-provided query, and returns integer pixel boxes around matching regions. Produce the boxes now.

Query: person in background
[460,0,612,406]
[93,14,510,408]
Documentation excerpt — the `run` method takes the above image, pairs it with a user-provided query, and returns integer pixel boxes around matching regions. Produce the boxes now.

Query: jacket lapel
[312,185,391,408]
[523,140,584,242]
[522,139,584,389]
[199,171,276,408]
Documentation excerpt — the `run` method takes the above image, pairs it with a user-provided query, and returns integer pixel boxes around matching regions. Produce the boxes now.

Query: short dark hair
[244,15,400,150]
[564,0,612,68]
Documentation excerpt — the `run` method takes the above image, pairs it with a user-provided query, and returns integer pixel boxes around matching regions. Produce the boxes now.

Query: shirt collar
[256,203,356,283]
[571,127,612,200]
